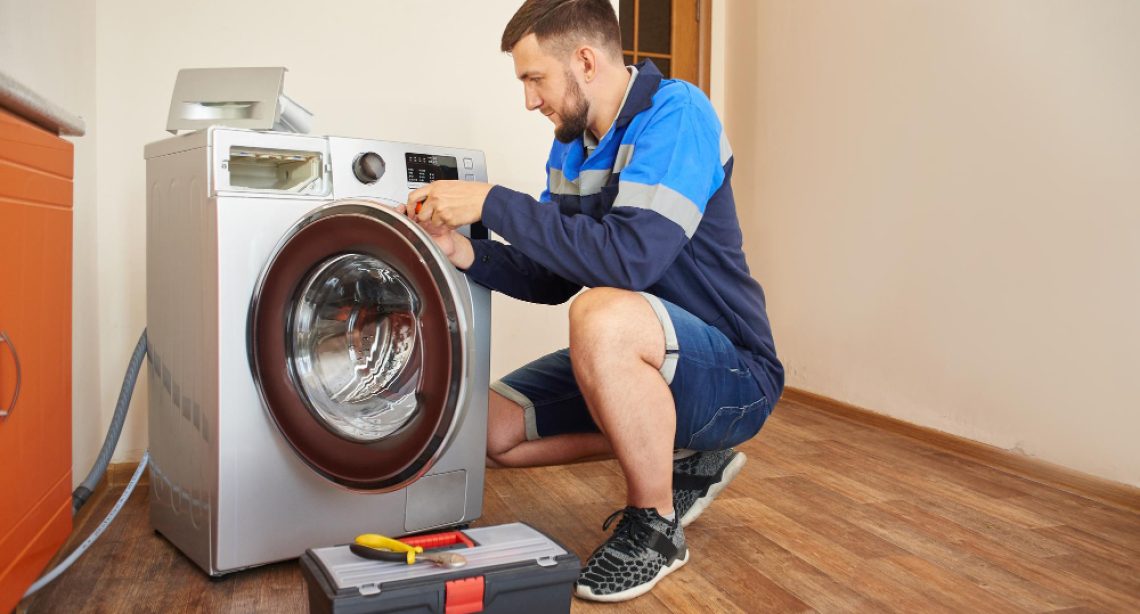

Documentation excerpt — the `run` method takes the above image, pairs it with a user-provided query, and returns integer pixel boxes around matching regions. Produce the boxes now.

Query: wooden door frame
[622,0,714,96]
[697,0,713,95]
[671,0,713,96]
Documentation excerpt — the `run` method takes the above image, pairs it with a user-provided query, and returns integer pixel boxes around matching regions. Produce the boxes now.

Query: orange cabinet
[0,106,74,612]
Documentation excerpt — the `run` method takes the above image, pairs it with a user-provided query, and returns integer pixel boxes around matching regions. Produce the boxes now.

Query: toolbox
[300,523,581,614]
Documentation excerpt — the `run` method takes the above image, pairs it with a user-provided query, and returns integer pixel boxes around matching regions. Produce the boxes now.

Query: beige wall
[1,0,103,487]
[724,0,1140,486]
[14,0,1135,488]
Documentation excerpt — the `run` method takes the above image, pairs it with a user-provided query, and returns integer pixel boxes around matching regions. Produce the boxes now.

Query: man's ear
[576,45,598,83]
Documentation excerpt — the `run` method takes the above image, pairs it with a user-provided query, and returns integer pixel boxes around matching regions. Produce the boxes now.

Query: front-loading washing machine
[144,126,491,575]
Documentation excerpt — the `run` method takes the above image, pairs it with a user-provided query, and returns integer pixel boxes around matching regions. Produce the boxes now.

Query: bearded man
[402,0,782,601]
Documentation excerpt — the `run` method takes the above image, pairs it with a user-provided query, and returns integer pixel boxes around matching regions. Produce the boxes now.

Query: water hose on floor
[22,330,149,601]
[24,452,149,598]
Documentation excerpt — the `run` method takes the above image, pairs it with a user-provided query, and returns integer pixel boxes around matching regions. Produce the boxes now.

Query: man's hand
[394,203,475,269]
[406,180,493,229]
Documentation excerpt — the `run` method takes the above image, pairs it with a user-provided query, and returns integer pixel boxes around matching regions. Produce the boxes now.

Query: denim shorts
[491,293,774,451]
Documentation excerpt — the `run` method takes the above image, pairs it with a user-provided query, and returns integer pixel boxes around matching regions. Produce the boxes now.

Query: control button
[465,173,475,181]
[352,152,386,184]
[463,158,474,169]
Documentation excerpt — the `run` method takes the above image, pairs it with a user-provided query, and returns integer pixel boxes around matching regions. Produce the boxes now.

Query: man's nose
[525,87,542,112]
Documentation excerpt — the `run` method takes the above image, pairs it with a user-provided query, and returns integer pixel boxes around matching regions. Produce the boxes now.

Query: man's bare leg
[569,288,675,516]
[485,389,613,468]
[485,288,675,516]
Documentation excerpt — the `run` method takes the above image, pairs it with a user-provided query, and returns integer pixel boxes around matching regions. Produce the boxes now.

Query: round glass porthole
[250,201,471,490]
[289,253,424,442]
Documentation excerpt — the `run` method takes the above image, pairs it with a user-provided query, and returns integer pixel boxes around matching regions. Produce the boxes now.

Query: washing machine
[144,126,491,576]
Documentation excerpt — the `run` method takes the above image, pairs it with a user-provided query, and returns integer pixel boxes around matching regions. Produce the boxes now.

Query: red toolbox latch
[445,576,484,614]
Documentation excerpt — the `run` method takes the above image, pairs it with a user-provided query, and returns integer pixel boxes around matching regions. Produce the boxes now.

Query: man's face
[512,34,590,143]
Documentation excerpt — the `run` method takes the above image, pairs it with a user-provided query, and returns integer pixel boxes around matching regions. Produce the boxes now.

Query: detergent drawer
[211,128,331,197]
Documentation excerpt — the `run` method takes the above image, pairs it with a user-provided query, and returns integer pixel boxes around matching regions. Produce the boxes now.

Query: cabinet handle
[0,331,22,419]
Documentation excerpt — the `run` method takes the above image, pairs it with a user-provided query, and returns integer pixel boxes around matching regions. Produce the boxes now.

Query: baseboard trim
[106,461,150,488]
[781,387,1140,513]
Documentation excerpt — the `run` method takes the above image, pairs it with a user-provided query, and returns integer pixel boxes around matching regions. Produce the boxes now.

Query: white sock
[661,511,676,522]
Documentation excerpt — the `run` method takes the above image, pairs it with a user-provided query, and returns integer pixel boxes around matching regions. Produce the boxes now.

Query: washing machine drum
[249,200,472,491]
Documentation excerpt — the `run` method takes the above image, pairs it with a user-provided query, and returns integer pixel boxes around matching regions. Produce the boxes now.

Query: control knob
[353,152,386,184]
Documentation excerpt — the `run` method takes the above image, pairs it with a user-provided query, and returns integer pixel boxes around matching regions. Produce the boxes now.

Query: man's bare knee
[486,389,527,466]
[569,288,665,377]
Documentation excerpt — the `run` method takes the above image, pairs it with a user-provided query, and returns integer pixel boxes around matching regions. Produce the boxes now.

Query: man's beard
[554,70,590,144]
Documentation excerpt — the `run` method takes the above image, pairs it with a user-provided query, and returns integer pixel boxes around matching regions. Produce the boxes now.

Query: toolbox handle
[401,530,475,550]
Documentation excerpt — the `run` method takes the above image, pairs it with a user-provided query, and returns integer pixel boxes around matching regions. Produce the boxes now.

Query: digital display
[405,153,459,184]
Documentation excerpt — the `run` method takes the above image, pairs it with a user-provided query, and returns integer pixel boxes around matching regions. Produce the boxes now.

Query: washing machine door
[249,199,473,491]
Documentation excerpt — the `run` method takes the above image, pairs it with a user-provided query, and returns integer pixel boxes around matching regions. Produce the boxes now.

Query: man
[400,0,782,602]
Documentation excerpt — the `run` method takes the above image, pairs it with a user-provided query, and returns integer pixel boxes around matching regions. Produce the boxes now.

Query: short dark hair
[500,0,623,60]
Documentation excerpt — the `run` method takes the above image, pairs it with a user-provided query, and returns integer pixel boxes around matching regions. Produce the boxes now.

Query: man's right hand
[395,203,475,270]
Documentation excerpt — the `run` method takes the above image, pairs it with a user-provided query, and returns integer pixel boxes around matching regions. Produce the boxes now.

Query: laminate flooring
[20,398,1140,613]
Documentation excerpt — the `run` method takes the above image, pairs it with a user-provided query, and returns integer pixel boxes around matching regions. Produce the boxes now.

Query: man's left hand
[406,181,494,229]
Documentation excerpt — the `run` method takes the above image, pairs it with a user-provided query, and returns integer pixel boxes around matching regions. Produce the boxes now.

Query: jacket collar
[614,59,664,130]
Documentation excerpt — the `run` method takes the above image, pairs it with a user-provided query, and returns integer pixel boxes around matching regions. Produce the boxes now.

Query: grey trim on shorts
[490,380,541,441]
[638,292,679,384]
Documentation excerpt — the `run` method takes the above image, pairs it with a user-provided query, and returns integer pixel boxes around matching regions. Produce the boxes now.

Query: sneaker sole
[680,451,747,528]
[574,548,691,602]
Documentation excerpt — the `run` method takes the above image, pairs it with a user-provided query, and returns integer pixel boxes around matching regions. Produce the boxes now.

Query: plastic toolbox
[300,523,580,613]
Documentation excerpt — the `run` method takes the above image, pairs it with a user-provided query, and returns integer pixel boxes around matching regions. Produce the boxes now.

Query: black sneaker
[673,449,747,527]
[575,507,689,602]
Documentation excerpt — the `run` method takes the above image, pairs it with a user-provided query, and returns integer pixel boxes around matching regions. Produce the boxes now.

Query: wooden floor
[21,397,1140,613]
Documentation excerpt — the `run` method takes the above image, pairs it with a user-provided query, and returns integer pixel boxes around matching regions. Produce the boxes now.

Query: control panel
[326,136,489,239]
[327,137,487,202]
[204,129,487,202]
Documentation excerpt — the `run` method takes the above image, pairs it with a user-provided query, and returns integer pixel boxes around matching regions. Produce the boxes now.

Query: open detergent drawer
[300,523,580,614]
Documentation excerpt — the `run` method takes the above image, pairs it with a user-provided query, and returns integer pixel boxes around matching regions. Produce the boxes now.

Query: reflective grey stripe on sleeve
[613,181,704,237]
[720,130,733,166]
[613,144,635,174]
[548,168,611,196]
[490,381,541,441]
[638,292,679,385]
